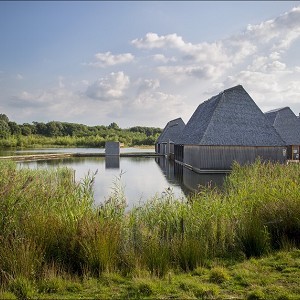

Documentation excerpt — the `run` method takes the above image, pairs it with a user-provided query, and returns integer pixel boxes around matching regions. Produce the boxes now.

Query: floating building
[156,117,185,157]
[157,85,287,172]
[265,107,300,160]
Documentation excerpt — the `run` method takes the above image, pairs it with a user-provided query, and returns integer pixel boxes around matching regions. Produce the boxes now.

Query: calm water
[0,147,154,156]
[8,147,226,208]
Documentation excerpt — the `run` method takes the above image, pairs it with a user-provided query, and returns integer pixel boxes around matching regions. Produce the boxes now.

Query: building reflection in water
[155,157,227,197]
[105,156,120,169]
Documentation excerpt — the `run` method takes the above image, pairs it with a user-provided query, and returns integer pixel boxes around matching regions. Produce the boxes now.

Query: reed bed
[0,159,299,296]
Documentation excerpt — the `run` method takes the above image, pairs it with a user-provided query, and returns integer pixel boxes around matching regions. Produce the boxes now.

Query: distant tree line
[0,114,162,148]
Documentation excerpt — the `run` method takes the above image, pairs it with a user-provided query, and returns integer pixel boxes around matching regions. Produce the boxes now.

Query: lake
[5,147,226,208]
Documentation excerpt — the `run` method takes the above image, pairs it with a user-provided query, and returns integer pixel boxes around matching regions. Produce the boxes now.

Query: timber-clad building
[265,107,300,160]
[158,85,287,172]
[156,118,185,156]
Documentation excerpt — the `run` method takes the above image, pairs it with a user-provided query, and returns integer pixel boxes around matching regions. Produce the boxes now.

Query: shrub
[247,289,266,300]
[209,267,230,284]
[8,277,35,300]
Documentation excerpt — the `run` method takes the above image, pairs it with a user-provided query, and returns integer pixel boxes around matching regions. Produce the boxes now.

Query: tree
[0,114,9,123]
[0,120,11,138]
[45,121,64,137]
[8,121,21,135]
[33,122,48,135]
[21,124,32,136]
[108,122,120,130]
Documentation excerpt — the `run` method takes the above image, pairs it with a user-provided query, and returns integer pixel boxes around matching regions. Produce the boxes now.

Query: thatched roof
[178,85,285,146]
[265,107,300,145]
[157,118,185,144]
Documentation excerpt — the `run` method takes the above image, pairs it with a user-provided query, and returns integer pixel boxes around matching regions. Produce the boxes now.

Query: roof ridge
[157,117,185,143]
[273,110,280,125]
[271,111,289,144]
[223,84,243,93]
[265,106,290,114]
[200,92,224,144]
[167,117,183,124]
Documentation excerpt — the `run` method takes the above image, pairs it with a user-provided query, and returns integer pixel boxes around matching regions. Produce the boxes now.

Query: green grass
[1,250,298,299]
[0,159,300,299]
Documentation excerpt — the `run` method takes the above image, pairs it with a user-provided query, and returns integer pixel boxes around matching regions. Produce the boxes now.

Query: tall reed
[1,158,300,293]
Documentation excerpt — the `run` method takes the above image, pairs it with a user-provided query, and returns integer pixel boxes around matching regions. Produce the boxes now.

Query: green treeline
[0,114,162,148]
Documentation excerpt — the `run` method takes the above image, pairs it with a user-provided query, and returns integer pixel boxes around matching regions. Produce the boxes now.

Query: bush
[209,267,230,284]
[9,277,35,300]
[247,289,266,300]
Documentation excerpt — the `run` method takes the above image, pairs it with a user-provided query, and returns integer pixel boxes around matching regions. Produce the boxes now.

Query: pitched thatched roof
[178,85,285,146]
[265,107,300,145]
[157,118,185,144]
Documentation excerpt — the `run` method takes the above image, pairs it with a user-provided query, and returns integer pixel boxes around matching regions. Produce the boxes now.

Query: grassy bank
[0,159,299,299]
[1,249,299,299]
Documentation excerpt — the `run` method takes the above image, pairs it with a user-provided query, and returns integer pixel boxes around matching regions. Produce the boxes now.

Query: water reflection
[0,147,155,156]
[155,157,227,195]
[105,156,120,169]
[18,156,186,209]
[17,155,227,209]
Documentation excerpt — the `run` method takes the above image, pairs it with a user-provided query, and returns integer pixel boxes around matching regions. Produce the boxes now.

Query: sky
[1,1,300,128]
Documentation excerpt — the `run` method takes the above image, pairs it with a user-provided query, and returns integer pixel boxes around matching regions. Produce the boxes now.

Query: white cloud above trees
[85,71,130,101]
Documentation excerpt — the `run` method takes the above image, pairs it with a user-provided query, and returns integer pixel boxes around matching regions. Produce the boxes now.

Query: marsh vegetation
[0,159,299,299]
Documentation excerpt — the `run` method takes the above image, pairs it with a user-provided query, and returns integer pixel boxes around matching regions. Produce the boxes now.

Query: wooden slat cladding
[174,144,184,162]
[183,145,287,170]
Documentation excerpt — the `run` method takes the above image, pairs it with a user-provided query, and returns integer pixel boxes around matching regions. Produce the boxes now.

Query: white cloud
[244,6,300,52]
[5,6,300,127]
[157,63,229,82]
[132,32,186,49]
[81,80,89,86]
[125,89,188,126]
[11,87,75,109]
[136,78,160,95]
[227,70,282,94]
[86,51,134,68]
[16,74,23,80]
[225,39,257,63]
[269,51,281,60]
[152,54,176,63]
[247,56,287,72]
[8,83,119,124]
[58,76,65,88]
[131,6,300,79]
[85,71,130,101]
[267,60,287,72]
[132,33,229,64]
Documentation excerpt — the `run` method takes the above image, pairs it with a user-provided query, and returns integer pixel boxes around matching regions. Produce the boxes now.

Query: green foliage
[0,113,9,123]
[0,291,17,299]
[38,277,65,294]
[0,120,11,138]
[8,277,36,300]
[0,116,162,147]
[0,160,300,299]
[209,267,230,284]
[8,122,21,135]
[21,124,32,136]
[247,289,266,300]
[107,122,120,130]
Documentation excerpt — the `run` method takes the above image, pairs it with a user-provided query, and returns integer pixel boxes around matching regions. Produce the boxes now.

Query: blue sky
[1,1,300,128]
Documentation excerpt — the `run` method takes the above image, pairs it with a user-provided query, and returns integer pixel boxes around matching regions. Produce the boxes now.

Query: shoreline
[0,152,162,162]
